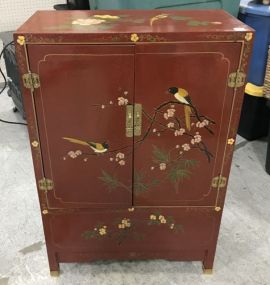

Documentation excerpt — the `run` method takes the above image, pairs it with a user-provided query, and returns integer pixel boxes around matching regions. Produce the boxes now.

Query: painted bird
[168,87,192,131]
[62,137,109,154]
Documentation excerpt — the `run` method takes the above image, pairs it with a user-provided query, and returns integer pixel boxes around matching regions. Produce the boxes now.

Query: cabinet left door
[27,44,134,209]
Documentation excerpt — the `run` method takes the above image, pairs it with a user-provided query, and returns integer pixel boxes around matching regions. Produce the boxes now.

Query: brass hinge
[228,71,246,88]
[38,178,53,191]
[22,72,40,90]
[212,176,227,188]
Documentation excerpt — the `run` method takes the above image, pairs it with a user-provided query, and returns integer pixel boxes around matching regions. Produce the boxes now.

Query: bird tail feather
[62,137,89,146]
[184,106,192,131]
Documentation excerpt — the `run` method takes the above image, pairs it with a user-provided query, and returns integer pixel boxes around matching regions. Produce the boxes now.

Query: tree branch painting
[62,87,216,194]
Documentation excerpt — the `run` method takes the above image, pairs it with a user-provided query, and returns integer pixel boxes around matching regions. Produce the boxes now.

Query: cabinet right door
[133,42,242,206]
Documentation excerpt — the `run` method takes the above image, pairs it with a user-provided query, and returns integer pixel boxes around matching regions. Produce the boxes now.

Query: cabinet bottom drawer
[45,207,220,259]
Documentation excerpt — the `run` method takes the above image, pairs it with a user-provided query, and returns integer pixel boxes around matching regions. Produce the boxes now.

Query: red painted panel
[27,45,135,208]
[133,42,242,206]
[47,207,217,253]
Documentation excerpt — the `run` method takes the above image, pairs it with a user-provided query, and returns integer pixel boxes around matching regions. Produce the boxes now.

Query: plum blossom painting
[62,86,215,195]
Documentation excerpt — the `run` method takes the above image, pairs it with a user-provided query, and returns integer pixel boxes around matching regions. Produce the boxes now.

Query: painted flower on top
[131,33,139,42]
[72,18,105,26]
[118,97,129,106]
[17,36,25,45]
[94,14,120,20]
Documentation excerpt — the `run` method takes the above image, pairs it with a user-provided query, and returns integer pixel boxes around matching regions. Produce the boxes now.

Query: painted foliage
[82,209,183,244]
[46,13,222,32]
[62,87,216,194]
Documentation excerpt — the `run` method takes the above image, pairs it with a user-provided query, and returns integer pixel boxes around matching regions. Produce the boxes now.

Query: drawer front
[46,207,219,253]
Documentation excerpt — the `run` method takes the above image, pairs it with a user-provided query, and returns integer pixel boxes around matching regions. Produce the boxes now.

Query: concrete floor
[0,91,270,285]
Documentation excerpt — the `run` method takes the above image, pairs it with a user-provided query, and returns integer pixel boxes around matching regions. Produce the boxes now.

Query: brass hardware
[42,209,49,215]
[17,35,25,45]
[203,268,213,275]
[245,32,253,41]
[22,73,40,91]
[228,71,246,88]
[212,176,227,188]
[134,103,142,136]
[31,140,39,148]
[215,207,221,212]
[50,270,60,277]
[227,138,235,145]
[131,33,139,42]
[126,105,133,137]
[38,178,53,191]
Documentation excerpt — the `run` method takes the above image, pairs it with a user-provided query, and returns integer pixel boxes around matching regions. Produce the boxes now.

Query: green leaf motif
[98,170,120,192]
[134,171,159,193]
[168,159,198,183]
[170,15,191,21]
[152,145,169,164]
[187,20,209,26]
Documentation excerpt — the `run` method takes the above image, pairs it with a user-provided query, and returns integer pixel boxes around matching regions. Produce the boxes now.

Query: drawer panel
[47,207,219,253]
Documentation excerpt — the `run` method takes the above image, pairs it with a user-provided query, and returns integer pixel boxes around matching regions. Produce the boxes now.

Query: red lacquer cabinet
[15,10,253,276]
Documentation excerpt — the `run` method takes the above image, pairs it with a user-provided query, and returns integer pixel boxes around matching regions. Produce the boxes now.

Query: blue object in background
[239,0,270,86]
[89,0,240,17]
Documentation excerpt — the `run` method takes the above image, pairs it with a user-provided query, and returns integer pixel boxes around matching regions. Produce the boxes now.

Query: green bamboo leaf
[134,170,159,193]
[187,20,209,26]
[184,159,198,168]
[152,145,169,164]
[170,15,191,21]
[98,170,120,191]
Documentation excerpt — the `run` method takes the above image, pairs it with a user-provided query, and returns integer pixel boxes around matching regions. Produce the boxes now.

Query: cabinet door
[134,42,242,206]
[27,45,134,209]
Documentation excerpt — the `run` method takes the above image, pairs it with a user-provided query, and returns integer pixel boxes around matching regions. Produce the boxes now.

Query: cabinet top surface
[16,10,252,36]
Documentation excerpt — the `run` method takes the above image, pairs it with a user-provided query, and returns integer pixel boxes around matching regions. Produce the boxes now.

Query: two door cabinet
[15,10,253,275]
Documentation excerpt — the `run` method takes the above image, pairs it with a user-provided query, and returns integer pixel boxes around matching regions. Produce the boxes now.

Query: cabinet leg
[202,250,215,275]
[48,251,60,277]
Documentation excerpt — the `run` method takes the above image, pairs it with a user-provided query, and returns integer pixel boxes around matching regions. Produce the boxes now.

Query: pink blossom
[110,157,114,162]
[182,143,191,151]
[174,128,185,136]
[167,108,175,117]
[159,163,166,170]
[119,160,125,166]
[116,152,125,159]
[153,128,157,133]
[167,122,175,128]
[191,133,202,144]
[75,150,82,155]
[175,145,180,149]
[150,166,155,170]
[118,97,128,106]
[164,113,169,120]
[68,151,77,158]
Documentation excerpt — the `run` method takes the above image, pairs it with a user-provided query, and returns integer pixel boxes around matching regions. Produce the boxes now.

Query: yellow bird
[168,87,192,131]
[62,137,109,154]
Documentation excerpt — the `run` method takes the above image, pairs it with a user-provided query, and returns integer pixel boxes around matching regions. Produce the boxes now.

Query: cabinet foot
[50,270,60,277]
[202,268,213,275]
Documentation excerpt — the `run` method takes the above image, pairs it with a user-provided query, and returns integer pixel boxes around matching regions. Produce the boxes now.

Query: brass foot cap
[203,268,213,275]
[50,270,60,277]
